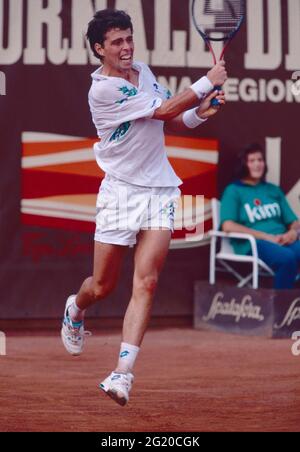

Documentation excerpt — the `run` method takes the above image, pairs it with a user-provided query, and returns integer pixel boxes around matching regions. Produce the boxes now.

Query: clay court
[0,326,299,432]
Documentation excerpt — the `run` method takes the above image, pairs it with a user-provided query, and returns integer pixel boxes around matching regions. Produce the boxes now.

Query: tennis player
[61,9,227,406]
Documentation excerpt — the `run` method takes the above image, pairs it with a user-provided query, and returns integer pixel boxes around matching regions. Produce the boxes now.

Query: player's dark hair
[86,9,133,61]
[235,143,268,180]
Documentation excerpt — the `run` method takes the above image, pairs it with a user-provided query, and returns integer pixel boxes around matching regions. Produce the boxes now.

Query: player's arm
[164,90,226,134]
[152,62,227,122]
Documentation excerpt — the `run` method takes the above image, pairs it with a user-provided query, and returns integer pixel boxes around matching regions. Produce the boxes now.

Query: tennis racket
[191,0,245,105]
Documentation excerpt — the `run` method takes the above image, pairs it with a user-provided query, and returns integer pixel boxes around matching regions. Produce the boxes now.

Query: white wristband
[183,108,207,129]
[190,76,213,99]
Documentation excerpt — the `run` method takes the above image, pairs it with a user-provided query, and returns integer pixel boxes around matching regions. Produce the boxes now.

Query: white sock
[69,299,85,323]
[116,342,140,374]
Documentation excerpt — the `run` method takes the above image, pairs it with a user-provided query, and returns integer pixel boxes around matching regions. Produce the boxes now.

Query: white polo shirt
[88,61,183,187]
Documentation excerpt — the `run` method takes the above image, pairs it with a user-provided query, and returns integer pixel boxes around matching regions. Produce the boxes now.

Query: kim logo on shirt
[244,200,281,224]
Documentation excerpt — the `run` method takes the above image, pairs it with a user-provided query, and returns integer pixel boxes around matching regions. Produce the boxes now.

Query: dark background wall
[0,0,299,319]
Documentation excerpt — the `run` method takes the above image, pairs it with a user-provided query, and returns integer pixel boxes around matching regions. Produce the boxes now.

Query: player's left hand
[197,90,226,119]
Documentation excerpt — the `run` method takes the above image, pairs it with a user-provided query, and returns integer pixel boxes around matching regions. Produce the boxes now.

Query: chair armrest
[209,230,258,258]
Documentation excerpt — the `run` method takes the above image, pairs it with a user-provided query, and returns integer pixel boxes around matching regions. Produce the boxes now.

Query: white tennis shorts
[95,174,181,246]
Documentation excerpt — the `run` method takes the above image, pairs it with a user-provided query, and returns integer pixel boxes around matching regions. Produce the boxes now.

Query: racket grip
[211,86,222,107]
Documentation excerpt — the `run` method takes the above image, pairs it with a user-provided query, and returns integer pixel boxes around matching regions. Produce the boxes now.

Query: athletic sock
[116,342,140,374]
[68,299,85,323]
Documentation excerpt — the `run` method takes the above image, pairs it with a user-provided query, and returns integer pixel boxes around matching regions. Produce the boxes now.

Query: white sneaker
[99,372,134,406]
[61,295,85,356]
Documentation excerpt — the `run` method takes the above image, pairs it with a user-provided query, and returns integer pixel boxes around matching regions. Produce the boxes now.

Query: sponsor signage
[21,132,219,250]
[273,294,300,338]
[194,282,300,338]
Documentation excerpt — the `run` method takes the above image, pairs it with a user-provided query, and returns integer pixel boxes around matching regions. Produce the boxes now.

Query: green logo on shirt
[116,86,138,104]
[110,121,131,142]
[165,89,172,99]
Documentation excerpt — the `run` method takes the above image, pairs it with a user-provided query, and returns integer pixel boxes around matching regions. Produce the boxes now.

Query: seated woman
[220,143,300,289]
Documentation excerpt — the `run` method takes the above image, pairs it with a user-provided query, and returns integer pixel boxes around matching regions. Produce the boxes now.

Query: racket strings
[192,0,245,39]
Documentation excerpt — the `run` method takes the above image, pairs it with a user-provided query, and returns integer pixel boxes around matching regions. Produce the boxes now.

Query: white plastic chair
[209,198,274,289]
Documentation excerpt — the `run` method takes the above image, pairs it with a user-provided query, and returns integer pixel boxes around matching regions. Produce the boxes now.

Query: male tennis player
[61,9,227,406]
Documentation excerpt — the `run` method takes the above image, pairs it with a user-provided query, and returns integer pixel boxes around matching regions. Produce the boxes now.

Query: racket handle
[211,86,222,107]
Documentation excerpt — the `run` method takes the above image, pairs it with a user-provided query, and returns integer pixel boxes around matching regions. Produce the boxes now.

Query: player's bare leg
[100,229,171,405]
[61,242,127,356]
[76,241,127,310]
[121,229,172,348]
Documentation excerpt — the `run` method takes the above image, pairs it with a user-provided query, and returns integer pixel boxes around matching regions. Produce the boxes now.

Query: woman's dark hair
[235,143,268,180]
[86,9,133,61]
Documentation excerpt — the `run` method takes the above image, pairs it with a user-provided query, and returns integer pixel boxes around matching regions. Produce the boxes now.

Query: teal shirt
[220,181,298,255]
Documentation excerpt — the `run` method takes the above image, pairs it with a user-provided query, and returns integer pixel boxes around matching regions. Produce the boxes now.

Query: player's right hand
[207,61,227,87]
[197,90,226,119]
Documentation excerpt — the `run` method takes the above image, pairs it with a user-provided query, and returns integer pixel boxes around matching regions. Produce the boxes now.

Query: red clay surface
[0,327,299,432]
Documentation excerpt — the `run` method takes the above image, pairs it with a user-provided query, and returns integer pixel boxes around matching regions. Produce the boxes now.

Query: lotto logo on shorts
[0,332,6,356]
